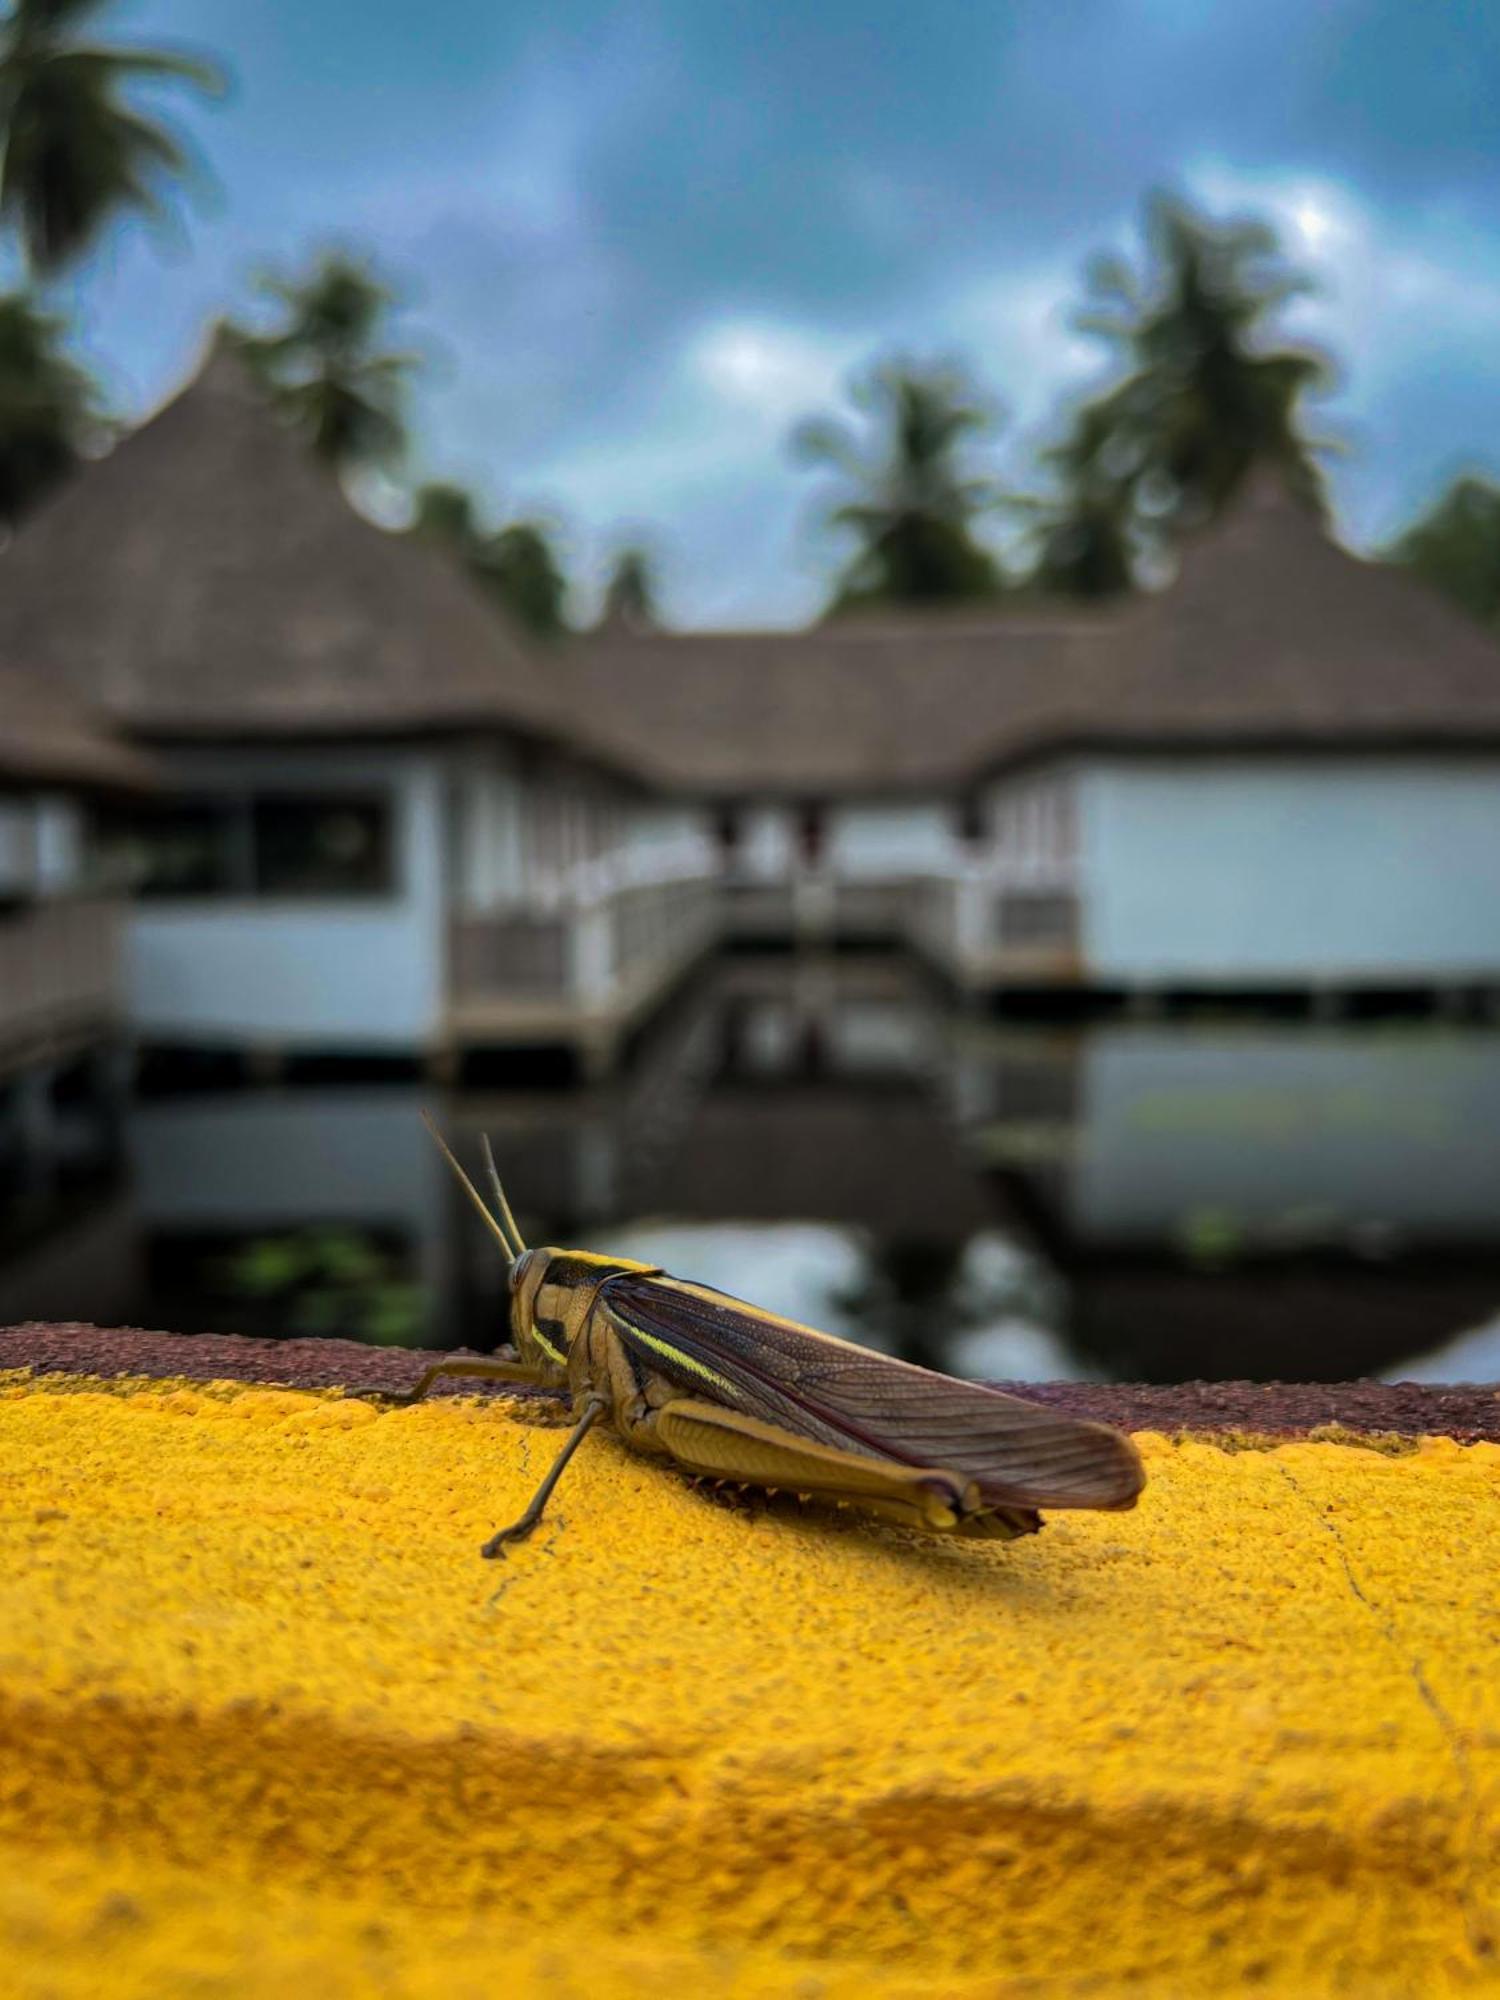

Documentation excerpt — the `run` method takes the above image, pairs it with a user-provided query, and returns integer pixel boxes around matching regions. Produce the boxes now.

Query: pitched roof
[0,338,559,744]
[4,345,1499,799]
[0,667,155,792]
[557,478,1500,794]
[1089,473,1500,748]
[552,618,1096,794]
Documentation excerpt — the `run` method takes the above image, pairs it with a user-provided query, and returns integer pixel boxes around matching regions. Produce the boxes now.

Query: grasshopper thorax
[509,1244,661,1382]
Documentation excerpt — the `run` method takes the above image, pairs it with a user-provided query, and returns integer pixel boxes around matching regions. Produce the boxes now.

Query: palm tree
[0,288,101,523]
[410,479,482,552]
[0,0,223,278]
[1073,192,1331,536]
[475,520,569,637]
[235,252,416,471]
[792,356,1005,613]
[1386,476,1500,630]
[1015,397,1138,601]
[411,479,570,637]
[598,544,658,630]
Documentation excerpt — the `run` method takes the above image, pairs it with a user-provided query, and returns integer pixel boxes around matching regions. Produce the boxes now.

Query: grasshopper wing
[600,1273,1143,1511]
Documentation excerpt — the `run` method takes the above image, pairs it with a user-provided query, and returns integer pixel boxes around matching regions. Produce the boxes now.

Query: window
[97,801,239,898]
[96,792,395,900]
[252,797,391,896]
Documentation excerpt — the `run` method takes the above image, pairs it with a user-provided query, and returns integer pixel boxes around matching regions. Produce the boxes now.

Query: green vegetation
[790,194,1336,613]
[0,0,222,276]
[792,355,1005,612]
[0,0,219,521]
[599,545,659,630]
[0,290,102,522]
[478,519,570,637]
[234,251,416,471]
[1015,401,1138,601]
[1385,475,1500,632]
[220,1228,424,1346]
[411,479,571,636]
[1066,194,1331,536]
[1018,192,1334,601]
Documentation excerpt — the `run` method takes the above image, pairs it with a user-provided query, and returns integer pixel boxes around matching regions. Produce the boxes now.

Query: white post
[954,864,991,980]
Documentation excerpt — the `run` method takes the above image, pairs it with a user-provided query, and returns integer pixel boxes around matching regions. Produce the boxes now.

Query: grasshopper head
[508,1246,573,1383]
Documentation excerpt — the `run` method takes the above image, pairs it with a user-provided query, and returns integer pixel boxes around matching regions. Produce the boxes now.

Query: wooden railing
[449,912,571,999]
[867,871,1083,987]
[449,877,718,1010]
[0,897,125,1058]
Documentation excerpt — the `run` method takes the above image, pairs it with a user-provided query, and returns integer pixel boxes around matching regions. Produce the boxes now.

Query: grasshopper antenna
[421,1112,520,1263]
[481,1134,528,1253]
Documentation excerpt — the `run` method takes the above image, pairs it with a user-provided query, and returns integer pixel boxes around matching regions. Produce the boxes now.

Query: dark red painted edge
[3,1322,1498,1441]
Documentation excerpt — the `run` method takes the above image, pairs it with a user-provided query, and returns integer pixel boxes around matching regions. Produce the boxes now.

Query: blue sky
[53,0,1500,624]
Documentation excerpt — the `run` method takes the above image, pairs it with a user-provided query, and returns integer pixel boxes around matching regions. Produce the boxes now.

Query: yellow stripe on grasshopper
[530,1325,569,1366]
[559,1249,660,1273]
[614,1318,737,1397]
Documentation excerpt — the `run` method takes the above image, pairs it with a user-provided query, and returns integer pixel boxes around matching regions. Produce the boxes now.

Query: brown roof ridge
[565,603,1120,648]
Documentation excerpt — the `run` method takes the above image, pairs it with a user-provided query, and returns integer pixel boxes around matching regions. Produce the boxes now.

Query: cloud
[1182,159,1500,371]
[689,318,858,427]
[515,255,1127,626]
[945,262,1104,425]
[525,312,869,626]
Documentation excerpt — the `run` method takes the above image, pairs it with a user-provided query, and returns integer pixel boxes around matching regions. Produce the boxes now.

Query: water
[4,953,1500,1383]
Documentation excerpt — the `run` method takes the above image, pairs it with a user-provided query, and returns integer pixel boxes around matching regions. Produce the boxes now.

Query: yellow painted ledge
[1,1372,1497,1998]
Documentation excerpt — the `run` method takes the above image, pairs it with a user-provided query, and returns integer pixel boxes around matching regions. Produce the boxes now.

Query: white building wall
[127,748,448,1047]
[736,805,796,881]
[1080,756,1500,982]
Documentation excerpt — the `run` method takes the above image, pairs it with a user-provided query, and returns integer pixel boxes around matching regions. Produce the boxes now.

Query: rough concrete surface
[1,1336,1497,1996]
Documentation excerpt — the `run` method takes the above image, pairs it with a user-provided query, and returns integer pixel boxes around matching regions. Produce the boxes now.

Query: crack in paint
[1275,1458,1492,1966]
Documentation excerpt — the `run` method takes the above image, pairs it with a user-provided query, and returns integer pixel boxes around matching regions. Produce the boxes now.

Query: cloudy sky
[57,1,1500,624]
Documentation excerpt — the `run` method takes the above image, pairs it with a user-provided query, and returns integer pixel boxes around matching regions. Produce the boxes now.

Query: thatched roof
[3,342,1498,800]
[1083,473,1500,750]
[553,617,1093,794]
[0,666,155,792]
[556,477,1500,795]
[0,338,558,745]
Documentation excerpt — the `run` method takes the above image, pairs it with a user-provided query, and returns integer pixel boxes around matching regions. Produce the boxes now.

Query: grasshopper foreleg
[480,1394,608,1559]
[397,1353,544,1405]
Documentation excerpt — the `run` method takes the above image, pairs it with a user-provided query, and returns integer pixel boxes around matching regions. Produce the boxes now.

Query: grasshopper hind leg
[480,1395,607,1559]
[644,1397,1038,1536]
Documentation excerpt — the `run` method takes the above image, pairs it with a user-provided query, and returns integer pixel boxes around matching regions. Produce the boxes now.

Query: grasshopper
[408,1122,1145,1558]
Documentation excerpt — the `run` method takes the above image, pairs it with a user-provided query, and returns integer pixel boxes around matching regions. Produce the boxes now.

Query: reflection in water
[2,955,1498,1382]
